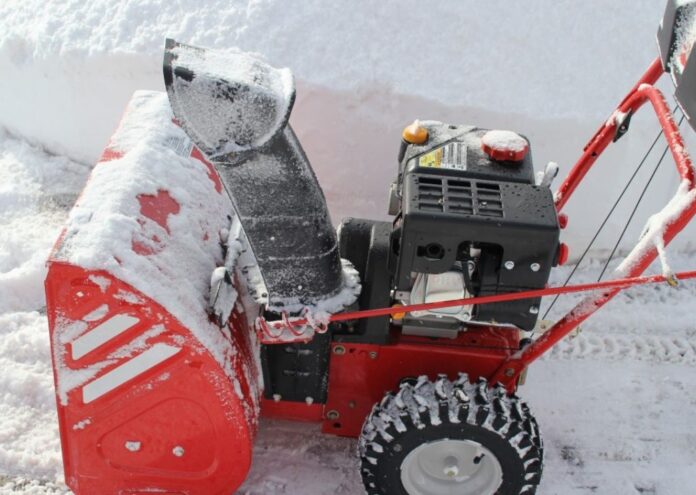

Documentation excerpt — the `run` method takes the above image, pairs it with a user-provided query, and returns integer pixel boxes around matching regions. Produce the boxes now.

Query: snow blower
[45,1,696,493]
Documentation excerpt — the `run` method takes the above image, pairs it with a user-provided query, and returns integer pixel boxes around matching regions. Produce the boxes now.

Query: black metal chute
[163,38,296,156]
[163,38,347,310]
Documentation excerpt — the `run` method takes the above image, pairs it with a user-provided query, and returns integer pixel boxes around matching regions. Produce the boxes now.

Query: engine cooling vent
[415,176,503,218]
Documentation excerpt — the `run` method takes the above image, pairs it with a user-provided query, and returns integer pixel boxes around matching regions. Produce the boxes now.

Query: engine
[337,120,562,342]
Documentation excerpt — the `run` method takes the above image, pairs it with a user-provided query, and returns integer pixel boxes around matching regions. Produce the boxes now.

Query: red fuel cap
[481,130,529,162]
[558,243,569,266]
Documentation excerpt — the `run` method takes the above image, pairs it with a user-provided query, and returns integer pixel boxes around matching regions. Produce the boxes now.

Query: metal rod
[273,269,696,327]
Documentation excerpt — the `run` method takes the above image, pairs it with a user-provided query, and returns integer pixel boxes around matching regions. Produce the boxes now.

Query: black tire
[358,374,543,495]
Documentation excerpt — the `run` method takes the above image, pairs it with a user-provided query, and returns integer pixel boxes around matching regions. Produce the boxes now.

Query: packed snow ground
[1,129,696,494]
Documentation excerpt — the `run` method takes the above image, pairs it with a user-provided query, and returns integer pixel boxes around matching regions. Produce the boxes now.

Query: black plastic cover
[392,123,559,330]
[658,1,696,131]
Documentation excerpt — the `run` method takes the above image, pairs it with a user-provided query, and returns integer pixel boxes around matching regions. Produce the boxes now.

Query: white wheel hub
[400,438,503,495]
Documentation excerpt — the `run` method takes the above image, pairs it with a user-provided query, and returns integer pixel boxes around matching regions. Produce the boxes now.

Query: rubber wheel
[358,374,543,495]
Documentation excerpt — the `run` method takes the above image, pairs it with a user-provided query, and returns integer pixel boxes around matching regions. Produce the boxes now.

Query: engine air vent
[415,176,503,218]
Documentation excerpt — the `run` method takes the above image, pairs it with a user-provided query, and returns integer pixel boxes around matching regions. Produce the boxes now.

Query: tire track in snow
[543,332,696,365]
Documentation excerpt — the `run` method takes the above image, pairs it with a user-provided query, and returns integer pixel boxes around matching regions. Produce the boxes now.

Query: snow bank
[0,312,64,482]
[2,0,692,256]
[0,129,89,313]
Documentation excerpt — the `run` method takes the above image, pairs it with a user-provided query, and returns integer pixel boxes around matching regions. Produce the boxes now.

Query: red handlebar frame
[491,57,696,387]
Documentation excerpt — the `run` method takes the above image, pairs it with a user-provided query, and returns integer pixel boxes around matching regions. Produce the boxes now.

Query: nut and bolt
[504,261,515,270]
[530,263,541,272]
[326,410,340,421]
[333,345,346,355]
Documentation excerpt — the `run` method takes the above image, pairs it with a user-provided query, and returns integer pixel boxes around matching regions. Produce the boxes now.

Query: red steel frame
[263,57,696,395]
[490,57,696,388]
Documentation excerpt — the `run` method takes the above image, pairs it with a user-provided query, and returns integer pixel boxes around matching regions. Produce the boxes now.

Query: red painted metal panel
[45,264,258,495]
[321,328,519,438]
[261,399,324,422]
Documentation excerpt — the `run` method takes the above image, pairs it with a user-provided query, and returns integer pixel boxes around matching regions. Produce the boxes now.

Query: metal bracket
[613,111,633,142]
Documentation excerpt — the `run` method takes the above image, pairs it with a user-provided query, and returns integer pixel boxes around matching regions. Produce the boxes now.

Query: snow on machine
[45,2,696,493]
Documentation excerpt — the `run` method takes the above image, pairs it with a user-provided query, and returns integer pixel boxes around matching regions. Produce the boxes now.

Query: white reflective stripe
[82,343,180,403]
[71,314,140,360]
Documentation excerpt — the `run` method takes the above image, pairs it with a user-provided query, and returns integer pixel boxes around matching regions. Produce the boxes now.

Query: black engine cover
[391,122,560,330]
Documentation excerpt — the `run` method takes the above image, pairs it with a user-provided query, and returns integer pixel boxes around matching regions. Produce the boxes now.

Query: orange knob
[402,120,429,145]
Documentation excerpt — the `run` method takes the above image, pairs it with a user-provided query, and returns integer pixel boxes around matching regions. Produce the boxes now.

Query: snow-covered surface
[2,2,696,493]
[2,130,696,493]
[669,2,696,74]
[481,130,528,153]
[166,41,294,155]
[261,260,361,343]
[50,90,258,406]
[1,0,692,256]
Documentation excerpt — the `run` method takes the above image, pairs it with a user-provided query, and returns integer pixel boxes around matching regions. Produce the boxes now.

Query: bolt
[348,400,356,409]
[369,351,378,360]
[504,260,515,270]
[125,441,141,452]
[529,305,539,315]
[393,443,403,453]
[172,446,185,457]
[326,410,340,421]
[333,345,346,355]
[504,368,515,377]
[530,263,541,272]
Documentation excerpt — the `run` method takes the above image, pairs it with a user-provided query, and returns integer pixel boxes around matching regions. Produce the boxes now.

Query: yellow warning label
[418,148,443,168]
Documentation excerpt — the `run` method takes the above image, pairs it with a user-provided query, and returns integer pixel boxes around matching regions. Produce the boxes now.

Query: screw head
[172,446,185,457]
[326,410,340,421]
[529,306,539,314]
[333,345,346,355]
[393,443,403,452]
[125,441,141,452]
[504,368,515,377]
[504,260,515,270]
[369,351,378,359]
[530,263,541,272]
